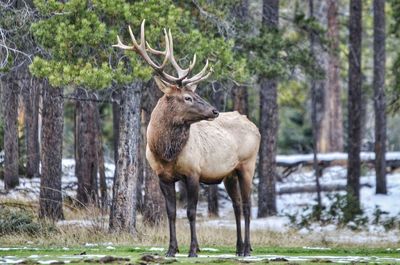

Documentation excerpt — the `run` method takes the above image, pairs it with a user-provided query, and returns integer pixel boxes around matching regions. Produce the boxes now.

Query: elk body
[114,20,260,257]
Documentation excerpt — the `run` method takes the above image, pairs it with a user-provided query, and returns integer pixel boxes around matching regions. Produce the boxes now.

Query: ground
[1,159,400,264]
[1,245,400,264]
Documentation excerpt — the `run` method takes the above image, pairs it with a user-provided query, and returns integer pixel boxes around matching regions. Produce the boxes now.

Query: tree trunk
[22,75,40,179]
[207,85,225,217]
[112,99,120,165]
[2,75,20,189]
[109,82,142,234]
[346,0,363,219]
[143,109,165,225]
[142,80,165,225]
[232,85,248,116]
[136,124,144,214]
[19,67,41,178]
[39,82,64,220]
[232,1,249,116]
[258,0,279,218]
[327,0,344,152]
[309,0,323,214]
[95,107,108,209]
[75,89,99,206]
[373,0,387,195]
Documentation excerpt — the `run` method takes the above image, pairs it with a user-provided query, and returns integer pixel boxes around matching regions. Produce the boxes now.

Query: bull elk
[113,20,260,257]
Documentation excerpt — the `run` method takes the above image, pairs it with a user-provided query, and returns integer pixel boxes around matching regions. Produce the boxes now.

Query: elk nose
[212,109,219,117]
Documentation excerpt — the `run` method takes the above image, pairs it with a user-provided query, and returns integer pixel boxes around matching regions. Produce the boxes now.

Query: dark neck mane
[148,99,190,163]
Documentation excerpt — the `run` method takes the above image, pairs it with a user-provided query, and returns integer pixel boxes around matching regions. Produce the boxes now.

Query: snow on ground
[1,158,400,244]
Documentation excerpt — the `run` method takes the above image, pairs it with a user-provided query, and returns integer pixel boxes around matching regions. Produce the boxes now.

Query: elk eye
[184,96,192,102]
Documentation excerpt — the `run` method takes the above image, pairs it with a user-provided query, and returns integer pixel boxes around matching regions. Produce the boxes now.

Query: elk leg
[224,176,244,256]
[185,177,200,257]
[237,167,253,256]
[159,180,179,257]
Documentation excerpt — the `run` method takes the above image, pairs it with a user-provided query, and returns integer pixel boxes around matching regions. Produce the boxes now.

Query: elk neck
[147,97,191,163]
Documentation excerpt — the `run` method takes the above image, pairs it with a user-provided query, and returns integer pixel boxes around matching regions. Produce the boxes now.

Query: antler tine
[113,19,166,71]
[112,35,134,50]
[167,29,192,80]
[182,59,210,85]
[185,70,212,89]
[189,53,197,71]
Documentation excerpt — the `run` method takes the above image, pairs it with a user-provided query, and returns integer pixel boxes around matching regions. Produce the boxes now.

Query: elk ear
[154,76,176,95]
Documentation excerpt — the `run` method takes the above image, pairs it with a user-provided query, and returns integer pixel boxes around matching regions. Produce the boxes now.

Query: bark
[373,0,387,194]
[136,123,144,214]
[327,0,344,152]
[231,0,249,116]
[207,85,225,217]
[232,85,248,115]
[39,82,64,220]
[346,0,363,217]
[309,0,323,213]
[258,0,279,217]
[75,89,99,206]
[22,75,40,179]
[143,110,165,225]
[112,100,120,165]
[109,82,142,234]
[95,107,108,209]
[2,75,19,189]
[142,81,165,225]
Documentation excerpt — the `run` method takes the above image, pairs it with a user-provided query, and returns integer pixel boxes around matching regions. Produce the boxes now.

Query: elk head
[113,20,219,124]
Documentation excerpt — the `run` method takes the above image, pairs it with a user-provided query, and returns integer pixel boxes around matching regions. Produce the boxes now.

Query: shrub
[0,207,56,236]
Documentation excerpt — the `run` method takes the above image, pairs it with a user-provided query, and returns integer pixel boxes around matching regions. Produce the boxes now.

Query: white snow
[148,247,165,251]
[201,248,219,252]
[1,156,400,246]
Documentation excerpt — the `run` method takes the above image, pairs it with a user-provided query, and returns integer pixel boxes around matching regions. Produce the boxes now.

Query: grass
[1,198,400,264]
[1,245,399,264]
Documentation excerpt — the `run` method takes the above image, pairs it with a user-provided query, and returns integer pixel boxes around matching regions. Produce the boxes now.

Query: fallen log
[278,183,372,195]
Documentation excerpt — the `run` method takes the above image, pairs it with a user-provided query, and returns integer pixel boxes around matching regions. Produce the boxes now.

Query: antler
[113,20,211,89]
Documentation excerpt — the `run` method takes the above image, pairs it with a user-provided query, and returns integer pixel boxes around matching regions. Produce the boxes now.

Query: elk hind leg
[224,175,244,256]
[237,162,255,256]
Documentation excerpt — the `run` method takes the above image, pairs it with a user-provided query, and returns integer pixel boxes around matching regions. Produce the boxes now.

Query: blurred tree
[308,0,323,218]
[327,0,344,152]
[258,0,279,217]
[1,76,19,189]
[373,0,387,194]
[142,80,165,225]
[346,0,363,220]
[75,89,99,206]
[232,0,250,116]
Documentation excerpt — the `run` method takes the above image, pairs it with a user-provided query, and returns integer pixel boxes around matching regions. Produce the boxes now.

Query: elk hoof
[188,252,198,258]
[243,246,251,257]
[165,247,179,257]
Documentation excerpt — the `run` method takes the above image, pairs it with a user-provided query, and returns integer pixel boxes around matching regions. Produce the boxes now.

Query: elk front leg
[238,167,253,257]
[159,180,179,257]
[224,176,244,256]
[185,177,200,257]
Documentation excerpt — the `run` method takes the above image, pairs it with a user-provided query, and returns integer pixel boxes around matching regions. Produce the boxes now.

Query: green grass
[1,245,399,264]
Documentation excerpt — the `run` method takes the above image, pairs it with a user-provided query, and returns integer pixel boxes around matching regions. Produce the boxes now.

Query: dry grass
[1,197,399,249]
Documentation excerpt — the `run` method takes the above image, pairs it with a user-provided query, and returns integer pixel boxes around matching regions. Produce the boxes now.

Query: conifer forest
[1,0,400,264]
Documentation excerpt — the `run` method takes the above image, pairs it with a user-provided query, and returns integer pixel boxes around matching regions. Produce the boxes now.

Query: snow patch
[201,248,219,252]
[148,247,164,251]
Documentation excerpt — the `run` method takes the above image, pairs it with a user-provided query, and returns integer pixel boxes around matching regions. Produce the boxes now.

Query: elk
[114,20,260,257]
